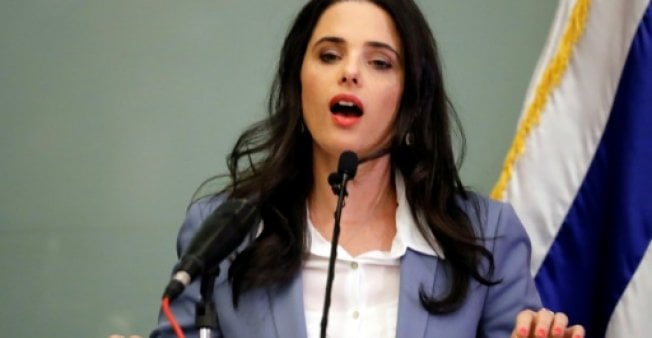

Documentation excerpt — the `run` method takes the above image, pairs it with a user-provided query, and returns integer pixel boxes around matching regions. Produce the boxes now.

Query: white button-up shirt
[303,175,444,338]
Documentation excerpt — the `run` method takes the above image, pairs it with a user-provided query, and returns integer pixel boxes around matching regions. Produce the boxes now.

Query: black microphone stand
[196,266,220,338]
[320,151,358,338]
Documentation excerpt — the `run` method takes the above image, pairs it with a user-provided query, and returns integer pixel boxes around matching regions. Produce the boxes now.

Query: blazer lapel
[267,272,309,338]
[396,250,441,338]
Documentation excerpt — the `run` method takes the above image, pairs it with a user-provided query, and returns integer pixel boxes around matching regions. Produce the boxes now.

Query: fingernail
[518,327,528,336]
[553,327,562,336]
[536,329,546,337]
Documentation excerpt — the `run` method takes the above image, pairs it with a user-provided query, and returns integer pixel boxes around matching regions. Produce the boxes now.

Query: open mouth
[329,95,364,117]
[330,101,363,117]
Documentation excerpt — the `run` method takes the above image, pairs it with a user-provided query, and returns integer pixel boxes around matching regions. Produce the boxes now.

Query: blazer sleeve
[150,196,225,338]
[478,201,542,338]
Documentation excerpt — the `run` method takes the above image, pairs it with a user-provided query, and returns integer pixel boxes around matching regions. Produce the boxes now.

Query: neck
[308,149,397,254]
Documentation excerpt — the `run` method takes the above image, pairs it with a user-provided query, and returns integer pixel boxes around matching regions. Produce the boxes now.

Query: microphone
[163,198,259,301]
[321,151,358,338]
[337,150,359,179]
[327,151,359,195]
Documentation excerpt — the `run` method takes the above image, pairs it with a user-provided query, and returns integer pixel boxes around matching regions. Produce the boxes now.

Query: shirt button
[352,310,359,319]
[351,262,358,270]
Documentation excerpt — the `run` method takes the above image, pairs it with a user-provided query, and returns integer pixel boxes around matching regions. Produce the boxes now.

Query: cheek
[300,68,316,117]
[300,63,320,102]
[379,83,403,121]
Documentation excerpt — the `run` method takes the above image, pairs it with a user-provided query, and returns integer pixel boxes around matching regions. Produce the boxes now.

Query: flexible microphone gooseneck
[320,151,359,338]
[163,198,259,301]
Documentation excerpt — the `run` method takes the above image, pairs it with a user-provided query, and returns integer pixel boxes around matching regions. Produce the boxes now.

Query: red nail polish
[553,327,562,336]
[518,327,528,336]
[536,329,546,337]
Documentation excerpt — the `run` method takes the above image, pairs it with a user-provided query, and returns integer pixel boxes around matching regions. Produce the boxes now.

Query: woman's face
[300,1,404,160]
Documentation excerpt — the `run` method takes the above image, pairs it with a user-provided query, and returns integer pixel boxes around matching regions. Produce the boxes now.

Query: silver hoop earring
[405,132,414,146]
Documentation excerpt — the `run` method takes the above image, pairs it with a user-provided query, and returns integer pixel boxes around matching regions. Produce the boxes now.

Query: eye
[370,58,392,70]
[319,51,340,64]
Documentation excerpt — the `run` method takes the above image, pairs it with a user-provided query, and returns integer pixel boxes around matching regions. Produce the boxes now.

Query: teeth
[338,100,355,107]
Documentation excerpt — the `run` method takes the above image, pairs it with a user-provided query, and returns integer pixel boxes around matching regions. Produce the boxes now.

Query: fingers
[511,308,555,337]
[512,308,584,338]
[549,311,568,337]
[550,311,588,338]
[564,325,586,338]
[512,309,535,338]
[532,308,555,337]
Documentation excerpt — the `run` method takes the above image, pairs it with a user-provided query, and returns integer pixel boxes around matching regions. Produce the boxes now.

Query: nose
[340,73,359,85]
[339,59,361,86]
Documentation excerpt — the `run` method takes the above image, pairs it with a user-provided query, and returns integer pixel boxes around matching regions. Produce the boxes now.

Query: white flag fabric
[491,0,652,336]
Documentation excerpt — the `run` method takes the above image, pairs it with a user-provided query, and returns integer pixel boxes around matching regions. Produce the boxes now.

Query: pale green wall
[0,1,557,336]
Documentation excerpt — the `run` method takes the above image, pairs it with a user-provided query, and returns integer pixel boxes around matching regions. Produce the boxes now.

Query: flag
[491,0,652,336]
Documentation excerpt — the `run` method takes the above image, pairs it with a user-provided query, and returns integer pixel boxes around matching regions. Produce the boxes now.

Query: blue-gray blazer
[151,194,541,338]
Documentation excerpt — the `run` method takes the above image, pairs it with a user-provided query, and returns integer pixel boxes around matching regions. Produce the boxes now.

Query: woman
[151,1,585,337]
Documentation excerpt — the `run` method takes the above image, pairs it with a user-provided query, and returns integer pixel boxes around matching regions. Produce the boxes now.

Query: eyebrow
[313,36,401,59]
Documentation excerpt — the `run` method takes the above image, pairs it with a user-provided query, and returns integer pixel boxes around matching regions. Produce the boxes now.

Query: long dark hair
[216,0,498,314]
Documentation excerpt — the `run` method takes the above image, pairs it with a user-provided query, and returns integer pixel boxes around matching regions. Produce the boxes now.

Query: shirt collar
[393,173,445,259]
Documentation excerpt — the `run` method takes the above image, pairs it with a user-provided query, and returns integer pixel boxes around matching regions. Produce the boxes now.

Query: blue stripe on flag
[534,3,652,337]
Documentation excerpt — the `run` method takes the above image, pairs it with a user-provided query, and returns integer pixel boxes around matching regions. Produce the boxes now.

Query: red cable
[162,297,186,338]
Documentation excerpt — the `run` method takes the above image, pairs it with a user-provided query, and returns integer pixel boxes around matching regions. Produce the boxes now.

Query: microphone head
[177,198,258,277]
[337,151,358,179]
[164,198,259,300]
